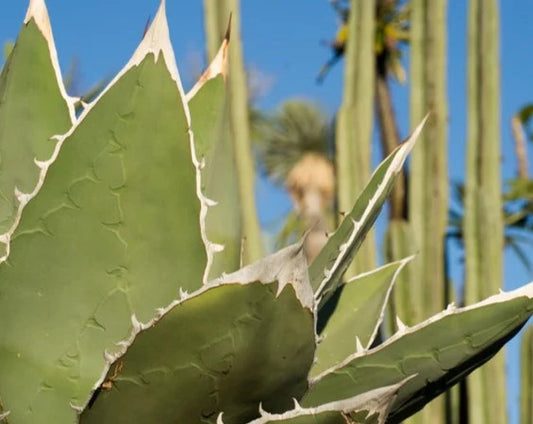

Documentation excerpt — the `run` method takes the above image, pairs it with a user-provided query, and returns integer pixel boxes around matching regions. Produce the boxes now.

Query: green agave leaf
[311,257,412,377]
[80,244,316,424]
[302,282,533,424]
[0,4,207,423]
[234,378,412,424]
[0,0,75,258]
[187,36,242,280]
[309,117,428,307]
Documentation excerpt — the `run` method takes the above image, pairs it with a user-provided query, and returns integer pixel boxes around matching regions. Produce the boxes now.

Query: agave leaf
[311,257,412,377]
[302,282,533,423]
[187,34,242,279]
[0,0,75,258]
[186,29,228,159]
[0,4,207,423]
[309,117,427,307]
[80,244,316,424]
[232,378,412,424]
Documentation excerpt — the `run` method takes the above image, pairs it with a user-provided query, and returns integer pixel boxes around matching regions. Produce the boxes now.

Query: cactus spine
[335,0,376,276]
[464,0,505,422]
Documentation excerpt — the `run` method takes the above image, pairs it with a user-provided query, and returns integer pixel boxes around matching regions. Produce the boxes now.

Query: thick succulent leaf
[302,282,533,423]
[311,257,412,377]
[186,29,228,160]
[0,5,207,423]
[187,36,242,279]
[80,244,316,424]
[200,92,242,279]
[309,117,427,307]
[232,378,411,424]
[0,0,74,258]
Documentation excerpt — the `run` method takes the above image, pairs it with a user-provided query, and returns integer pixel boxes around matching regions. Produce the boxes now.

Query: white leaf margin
[314,115,429,302]
[310,281,533,385]
[76,243,314,413]
[218,376,414,424]
[0,0,77,263]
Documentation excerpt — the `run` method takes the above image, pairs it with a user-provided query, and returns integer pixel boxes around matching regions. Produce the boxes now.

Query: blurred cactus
[0,2,533,424]
[408,0,448,326]
[522,326,533,424]
[335,0,376,277]
[464,0,506,422]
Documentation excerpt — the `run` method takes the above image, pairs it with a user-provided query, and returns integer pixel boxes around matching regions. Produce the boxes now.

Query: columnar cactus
[335,0,376,276]
[464,1,506,422]
[405,1,449,422]
[0,2,532,424]
[521,326,533,424]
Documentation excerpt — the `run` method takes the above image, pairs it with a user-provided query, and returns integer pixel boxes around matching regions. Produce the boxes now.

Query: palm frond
[254,99,333,184]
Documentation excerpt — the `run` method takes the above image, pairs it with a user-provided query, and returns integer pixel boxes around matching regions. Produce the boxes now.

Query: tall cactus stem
[407,0,448,422]
[464,0,505,423]
[521,326,533,424]
[335,0,376,277]
[203,0,221,60]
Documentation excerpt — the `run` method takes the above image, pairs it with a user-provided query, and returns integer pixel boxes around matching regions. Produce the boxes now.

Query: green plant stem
[203,0,221,60]
[521,326,533,424]
[464,0,505,423]
[408,0,448,422]
[335,0,376,277]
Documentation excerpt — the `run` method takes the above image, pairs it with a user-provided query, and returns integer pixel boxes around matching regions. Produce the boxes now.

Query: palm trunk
[511,114,529,178]
[375,68,405,219]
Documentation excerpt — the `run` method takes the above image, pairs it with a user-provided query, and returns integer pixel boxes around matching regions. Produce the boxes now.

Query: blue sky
[1,1,532,422]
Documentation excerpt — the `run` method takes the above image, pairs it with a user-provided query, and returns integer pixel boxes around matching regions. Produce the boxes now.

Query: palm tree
[374,0,409,219]
[256,2,411,263]
[254,100,335,262]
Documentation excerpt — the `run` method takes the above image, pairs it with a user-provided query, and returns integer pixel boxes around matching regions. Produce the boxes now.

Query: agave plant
[1,1,533,424]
